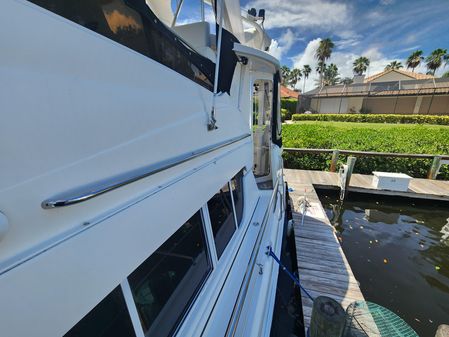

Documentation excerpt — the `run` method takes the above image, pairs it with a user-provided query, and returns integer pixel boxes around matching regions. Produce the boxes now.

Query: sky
[176,0,449,92]
[243,0,449,91]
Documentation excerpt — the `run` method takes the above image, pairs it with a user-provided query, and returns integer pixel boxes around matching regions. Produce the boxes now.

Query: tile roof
[364,69,434,82]
[281,85,299,98]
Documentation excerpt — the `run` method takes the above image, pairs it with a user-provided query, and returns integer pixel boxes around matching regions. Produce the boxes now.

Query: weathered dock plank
[284,169,365,334]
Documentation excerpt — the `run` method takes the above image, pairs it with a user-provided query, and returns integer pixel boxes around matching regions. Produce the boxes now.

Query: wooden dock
[292,169,449,201]
[284,168,449,333]
[284,169,365,332]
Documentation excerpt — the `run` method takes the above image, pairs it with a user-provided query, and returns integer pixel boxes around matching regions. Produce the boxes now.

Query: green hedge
[281,98,297,120]
[291,113,449,125]
[281,108,288,122]
[282,122,449,179]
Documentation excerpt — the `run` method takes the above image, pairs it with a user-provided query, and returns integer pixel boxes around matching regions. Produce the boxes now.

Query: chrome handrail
[42,133,251,209]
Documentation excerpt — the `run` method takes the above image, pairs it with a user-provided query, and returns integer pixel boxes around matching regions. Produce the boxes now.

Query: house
[364,69,434,82]
[301,69,449,115]
[280,85,299,99]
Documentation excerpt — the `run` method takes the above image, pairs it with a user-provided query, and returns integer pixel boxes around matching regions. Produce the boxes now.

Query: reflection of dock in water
[441,220,449,242]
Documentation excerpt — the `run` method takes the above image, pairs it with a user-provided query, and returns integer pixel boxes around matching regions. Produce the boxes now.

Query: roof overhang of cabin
[233,43,279,74]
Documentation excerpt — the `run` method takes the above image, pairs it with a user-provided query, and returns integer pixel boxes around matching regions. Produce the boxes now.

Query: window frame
[201,205,219,266]
[206,181,238,259]
[126,209,213,337]
[229,169,245,227]
[121,280,146,337]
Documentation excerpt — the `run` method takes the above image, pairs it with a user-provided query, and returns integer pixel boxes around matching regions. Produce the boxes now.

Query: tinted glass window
[230,170,244,226]
[64,286,136,337]
[128,211,211,337]
[101,0,150,56]
[207,183,236,259]
[28,0,214,91]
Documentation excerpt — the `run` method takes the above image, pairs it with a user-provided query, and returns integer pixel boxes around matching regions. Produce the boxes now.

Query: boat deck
[284,169,365,332]
[293,169,449,201]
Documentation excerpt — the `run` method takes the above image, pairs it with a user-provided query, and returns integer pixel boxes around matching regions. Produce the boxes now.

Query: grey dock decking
[284,169,365,332]
[292,169,449,201]
[284,168,449,334]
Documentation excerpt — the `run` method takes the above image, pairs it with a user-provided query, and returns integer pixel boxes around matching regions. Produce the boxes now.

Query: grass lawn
[282,121,449,179]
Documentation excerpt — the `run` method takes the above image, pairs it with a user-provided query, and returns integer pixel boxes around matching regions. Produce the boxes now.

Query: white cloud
[268,40,283,60]
[291,38,321,91]
[268,29,297,60]
[246,0,352,34]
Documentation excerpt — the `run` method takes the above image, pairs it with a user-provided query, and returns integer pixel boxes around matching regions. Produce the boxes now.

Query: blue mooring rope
[267,246,314,301]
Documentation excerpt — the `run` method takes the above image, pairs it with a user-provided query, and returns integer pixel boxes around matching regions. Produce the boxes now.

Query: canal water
[319,191,449,337]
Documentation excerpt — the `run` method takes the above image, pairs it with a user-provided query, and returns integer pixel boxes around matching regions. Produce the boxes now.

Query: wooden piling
[345,156,356,188]
[428,156,442,180]
[309,296,346,337]
[435,325,449,337]
[329,150,340,172]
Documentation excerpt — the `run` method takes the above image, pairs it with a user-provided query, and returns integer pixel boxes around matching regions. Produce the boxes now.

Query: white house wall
[311,95,449,114]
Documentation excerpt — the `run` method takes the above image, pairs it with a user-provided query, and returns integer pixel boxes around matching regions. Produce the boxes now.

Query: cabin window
[27,0,215,91]
[127,211,211,337]
[64,286,136,337]
[207,182,236,259]
[230,170,244,226]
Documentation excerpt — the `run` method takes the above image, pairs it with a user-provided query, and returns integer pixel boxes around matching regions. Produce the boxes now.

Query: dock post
[345,156,356,188]
[330,150,340,172]
[435,325,449,337]
[339,156,357,201]
[428,156,442,180]
[309,296,345,337]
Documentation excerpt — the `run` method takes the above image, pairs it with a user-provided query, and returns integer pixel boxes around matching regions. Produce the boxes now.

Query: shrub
[291,113,449,125]
[281,98,297,120]
[281,108,288,122]
[282,122,449,179]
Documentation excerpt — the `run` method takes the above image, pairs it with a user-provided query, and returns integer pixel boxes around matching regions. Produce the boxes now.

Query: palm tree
[385,61,403,71]
[426,48,448,75]
[302,65,311,93]
[280,65,291,86]
[406,50,424,72]
[340,77,353,85]
[315,38,334,87]
[323,63,340,86]
[353,56,370,76]
[288,68,302,89]
[315,61,326,87]
[315,61,325,74]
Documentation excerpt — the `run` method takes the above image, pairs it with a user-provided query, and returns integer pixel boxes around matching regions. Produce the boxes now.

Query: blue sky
[177,0,449,91]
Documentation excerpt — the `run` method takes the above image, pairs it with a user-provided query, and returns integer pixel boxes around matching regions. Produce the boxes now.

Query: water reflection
[319,191,449,337]
[441,221,449,243]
